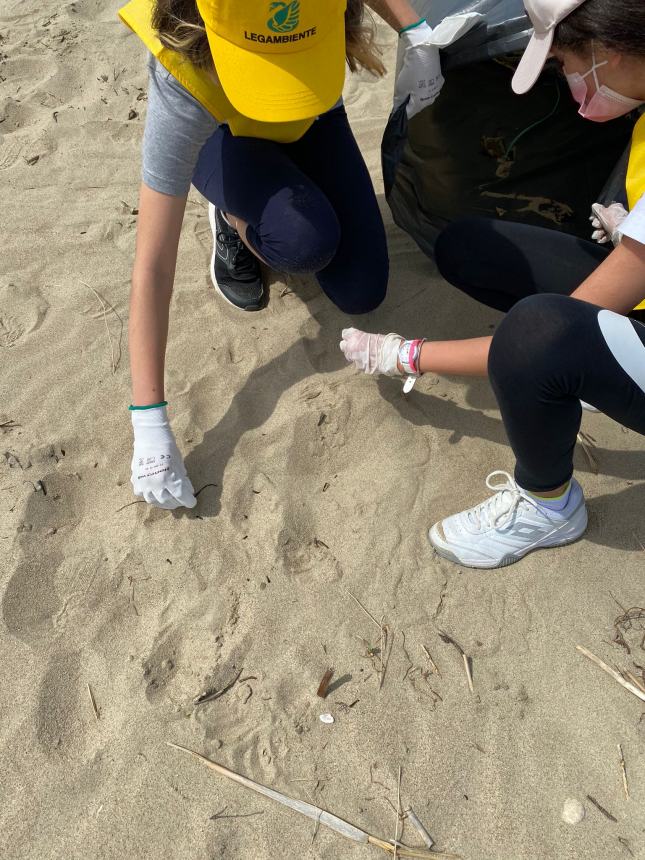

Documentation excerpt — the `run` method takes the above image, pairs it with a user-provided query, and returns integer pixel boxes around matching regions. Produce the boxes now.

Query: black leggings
[192,107,388,315]
[435,218,645,491]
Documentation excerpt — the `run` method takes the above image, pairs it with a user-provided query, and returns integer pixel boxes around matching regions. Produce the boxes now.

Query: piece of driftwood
[168,744,460,858]
[576,645,645,703]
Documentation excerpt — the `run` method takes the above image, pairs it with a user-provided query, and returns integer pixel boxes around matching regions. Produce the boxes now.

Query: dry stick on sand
[168,744,460,859]
[87,683,100,720]
[194,668,244,707]
[618,744,630,800]
[393,766,402,860]
[586,794,617,823]
[438,631,473,693]
[80,281,123,374]
[576,645,645,703]
[406,809,434,850]
[346,590,389,690]
[421,645,441,678]
[623,670,645,695]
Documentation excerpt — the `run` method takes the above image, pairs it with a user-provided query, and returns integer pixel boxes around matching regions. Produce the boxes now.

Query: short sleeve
[622,193,645,246]
[142,56,218,197]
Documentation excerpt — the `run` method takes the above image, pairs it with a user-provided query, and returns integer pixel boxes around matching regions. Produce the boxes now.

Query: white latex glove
[339,327,403,376]
[130,405,197,510]
[394,14,483,119]
[590,202,629,246]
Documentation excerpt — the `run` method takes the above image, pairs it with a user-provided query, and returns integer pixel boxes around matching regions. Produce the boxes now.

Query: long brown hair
[152,0,385,75]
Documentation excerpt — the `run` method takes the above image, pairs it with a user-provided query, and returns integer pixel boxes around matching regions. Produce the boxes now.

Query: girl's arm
[416,239,645,378]
[365,0,421,30]
[130,183,187,405]
[570,236,645,313]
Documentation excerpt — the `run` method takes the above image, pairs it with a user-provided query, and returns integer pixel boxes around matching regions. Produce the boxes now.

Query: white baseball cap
[512,0,589,94]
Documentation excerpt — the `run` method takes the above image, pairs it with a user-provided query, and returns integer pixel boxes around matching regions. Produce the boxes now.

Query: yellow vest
[118,0,315,143]
[626,115,645,310]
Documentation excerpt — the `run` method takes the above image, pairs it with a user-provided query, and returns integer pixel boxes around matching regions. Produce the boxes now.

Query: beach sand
[2,3,645,858]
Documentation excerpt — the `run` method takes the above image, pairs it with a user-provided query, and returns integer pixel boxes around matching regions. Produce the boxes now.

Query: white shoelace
[466,471,557,532]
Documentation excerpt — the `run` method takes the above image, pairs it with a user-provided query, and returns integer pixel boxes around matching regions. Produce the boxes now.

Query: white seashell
[561,798,585,825]
[319,713,335,724]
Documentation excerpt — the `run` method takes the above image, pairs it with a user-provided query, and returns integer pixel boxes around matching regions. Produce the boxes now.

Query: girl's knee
[489,294,581,382]
[256,190,341,273]
[324,261,388,315]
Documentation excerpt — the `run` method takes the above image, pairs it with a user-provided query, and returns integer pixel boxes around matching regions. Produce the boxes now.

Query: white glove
[393,14,483,120]
[130,405,197,510]
[394,21,443,120]
[339,327,403,376]
[590,202,629,246]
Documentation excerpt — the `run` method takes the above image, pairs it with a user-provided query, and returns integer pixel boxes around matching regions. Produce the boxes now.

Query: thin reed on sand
[168,743,461,858]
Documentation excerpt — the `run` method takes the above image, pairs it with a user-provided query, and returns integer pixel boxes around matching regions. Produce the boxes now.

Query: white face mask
[565,46,644,122]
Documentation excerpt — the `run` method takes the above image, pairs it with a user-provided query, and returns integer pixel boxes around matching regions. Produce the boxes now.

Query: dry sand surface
[2,3,645,859]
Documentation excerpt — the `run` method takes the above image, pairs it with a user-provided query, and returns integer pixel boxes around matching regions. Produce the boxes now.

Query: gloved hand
[393,14,483,120]
[130,405,197,510]
[394,21,443,120]
[339,327,403,376]
[590,202,629,246]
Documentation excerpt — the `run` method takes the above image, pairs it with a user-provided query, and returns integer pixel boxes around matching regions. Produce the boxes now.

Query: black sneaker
[209,203,264,311]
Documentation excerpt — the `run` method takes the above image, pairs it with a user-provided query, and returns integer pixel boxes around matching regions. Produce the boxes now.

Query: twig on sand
[624,671,645,695]
[393,766,402,860]
[116,499,146,513]
[618,744,630,800]
[346,590,390,690]
[194,667,244,707]
[586,794,617,823]
[194,483,218,498]
[576,645,645,703]
[421,645,441,678]
[210,805,264,821]
[87,683,100,720]
[80,281,123,374]
[346,589,381,630]
[168,744,460,858]
[406,809,434,849]
[438,631,473,693]
[379,618,393,691]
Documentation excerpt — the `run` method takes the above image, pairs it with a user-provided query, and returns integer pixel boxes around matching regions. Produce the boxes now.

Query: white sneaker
[428,471,588,569]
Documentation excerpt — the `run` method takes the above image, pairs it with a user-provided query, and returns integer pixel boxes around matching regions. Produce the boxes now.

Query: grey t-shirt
[142,55,218,197]
[142,55,343,198]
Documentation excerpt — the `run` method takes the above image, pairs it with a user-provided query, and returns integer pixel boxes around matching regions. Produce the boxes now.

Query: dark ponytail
[554,0,645,58]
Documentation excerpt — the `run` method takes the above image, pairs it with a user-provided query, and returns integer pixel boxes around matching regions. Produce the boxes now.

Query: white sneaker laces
[466,471,556,531]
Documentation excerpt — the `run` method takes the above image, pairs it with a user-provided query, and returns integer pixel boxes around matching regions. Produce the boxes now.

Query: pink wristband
[398,338,425,376]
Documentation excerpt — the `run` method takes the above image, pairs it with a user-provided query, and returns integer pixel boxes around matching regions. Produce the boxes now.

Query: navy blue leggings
[192,107,388,315]
[435,218,645,491]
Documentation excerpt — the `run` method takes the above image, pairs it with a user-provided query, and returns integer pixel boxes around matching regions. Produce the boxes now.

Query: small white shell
[319,713,335,724]
[561,798,585,825]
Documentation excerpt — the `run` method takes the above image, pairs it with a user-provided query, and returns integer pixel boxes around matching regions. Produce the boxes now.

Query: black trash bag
[382,1,635,256]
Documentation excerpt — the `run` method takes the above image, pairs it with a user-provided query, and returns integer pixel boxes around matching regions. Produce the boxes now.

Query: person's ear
[604,48,622,71]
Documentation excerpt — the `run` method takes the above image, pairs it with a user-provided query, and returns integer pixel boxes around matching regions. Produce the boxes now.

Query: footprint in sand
[0,281,49,347]
[0,138,25,171]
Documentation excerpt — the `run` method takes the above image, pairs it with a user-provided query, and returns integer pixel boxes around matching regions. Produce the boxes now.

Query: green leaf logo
[267,1,300,34]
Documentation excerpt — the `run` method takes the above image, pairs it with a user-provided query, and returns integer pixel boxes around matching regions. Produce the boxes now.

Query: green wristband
[128,400,168,411]
[399,17,426,35]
